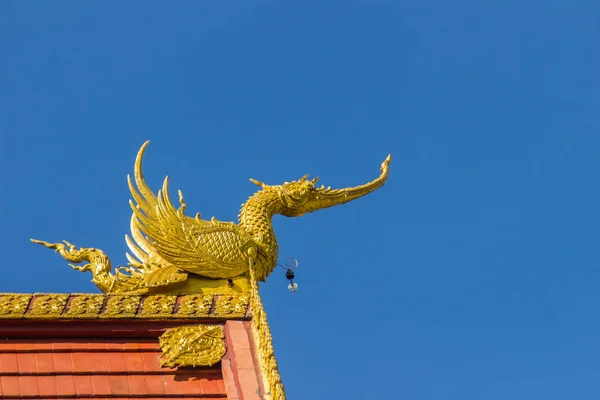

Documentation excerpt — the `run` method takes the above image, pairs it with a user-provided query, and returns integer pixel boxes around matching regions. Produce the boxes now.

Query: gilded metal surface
[174,295,213,318]
[64,294,105,318]
[32,141,390,293]
[0,294,32,319]
[138,295,177,318]
[214,294,250,318]
[159,325,226,368]
[0,293,248,319]
[148,275,250,295]
[247,254,286,400]
[26,294,69,318]
[102,295,141,318]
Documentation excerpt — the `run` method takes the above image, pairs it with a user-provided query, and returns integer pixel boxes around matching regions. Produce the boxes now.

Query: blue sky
[1,1,599,399]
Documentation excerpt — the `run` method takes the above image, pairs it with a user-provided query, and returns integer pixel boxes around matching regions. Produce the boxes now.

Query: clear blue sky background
[1,2,599,399]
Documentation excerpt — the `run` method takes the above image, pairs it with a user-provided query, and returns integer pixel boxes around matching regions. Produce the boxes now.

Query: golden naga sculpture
[32,141,391,294]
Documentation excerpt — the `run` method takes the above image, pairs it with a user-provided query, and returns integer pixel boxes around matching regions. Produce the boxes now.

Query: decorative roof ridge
[0,293,249,320]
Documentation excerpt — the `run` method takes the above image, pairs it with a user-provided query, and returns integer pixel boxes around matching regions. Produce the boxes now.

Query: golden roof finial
[32,141,391,294]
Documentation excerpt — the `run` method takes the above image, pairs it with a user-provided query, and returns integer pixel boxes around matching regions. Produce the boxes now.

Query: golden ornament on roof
[32,141,390,295]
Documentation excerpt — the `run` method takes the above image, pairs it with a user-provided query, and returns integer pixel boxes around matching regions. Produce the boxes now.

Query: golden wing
[125,141,254,279]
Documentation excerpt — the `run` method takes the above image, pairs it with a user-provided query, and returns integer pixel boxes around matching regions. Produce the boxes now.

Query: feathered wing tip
[123,141,247,281]
[127,140,156,214]
[125,140,176,269]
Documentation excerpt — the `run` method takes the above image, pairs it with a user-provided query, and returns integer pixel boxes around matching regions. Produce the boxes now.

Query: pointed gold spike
[178,190,187,210]
[249,178,265,187]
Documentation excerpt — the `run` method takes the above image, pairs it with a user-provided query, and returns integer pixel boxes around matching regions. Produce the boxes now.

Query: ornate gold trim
[101,295,141,318]
[0,294,32,319]
[173,295,213,318]
[64,294,105,318]
[213,294,250,318]
[26,294,69,318]
[158,325,226,368]
[248,257,286,399]
[0,293,249,320]
[138,295,177,318]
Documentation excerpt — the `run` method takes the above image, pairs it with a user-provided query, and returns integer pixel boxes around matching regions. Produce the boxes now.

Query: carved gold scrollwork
[248,256,286,399]
[138,295,177,318]
[158,325,226,368]
[0,294,249,319]
[174,295,213,318]
[214,294,249,317]
[0,294,32,319]
[64,294,105,318]
[101,295,141,318]
[26,294,69,318]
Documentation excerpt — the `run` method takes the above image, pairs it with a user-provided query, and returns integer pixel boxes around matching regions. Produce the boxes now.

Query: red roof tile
[0,334,226,399]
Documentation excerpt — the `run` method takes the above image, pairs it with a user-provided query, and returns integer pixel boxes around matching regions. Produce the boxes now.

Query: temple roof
[0,293,266,400]
[0,336,226,399]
